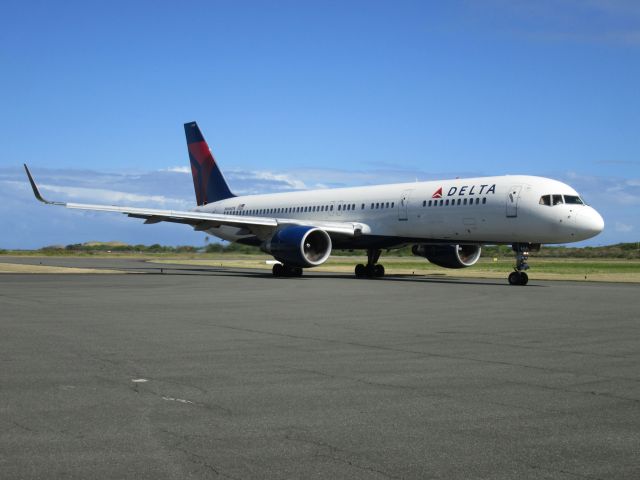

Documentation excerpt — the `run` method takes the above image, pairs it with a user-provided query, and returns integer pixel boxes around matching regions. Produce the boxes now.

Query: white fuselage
[195,175,604,247]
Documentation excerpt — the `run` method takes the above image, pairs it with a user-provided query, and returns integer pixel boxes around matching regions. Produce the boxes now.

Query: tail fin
[184,121,235,206]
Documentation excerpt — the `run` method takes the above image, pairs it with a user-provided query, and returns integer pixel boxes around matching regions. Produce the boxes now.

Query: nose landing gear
[355,249,385,278]
[508,243,538,285]
[508,270,528,286]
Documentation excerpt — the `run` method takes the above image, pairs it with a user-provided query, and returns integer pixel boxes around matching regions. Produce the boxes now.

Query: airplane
[24,121,604,285]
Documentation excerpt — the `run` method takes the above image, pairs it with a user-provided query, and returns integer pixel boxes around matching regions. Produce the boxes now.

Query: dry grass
[0,263,124,274]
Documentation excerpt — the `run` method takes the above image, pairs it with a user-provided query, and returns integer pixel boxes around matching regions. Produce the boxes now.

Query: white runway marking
[162,396,194,405]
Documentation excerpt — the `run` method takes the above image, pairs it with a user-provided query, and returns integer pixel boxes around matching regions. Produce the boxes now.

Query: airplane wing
[24,165,369,240]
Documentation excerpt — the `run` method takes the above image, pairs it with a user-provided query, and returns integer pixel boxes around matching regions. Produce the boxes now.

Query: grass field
[148,254,640,283]
[2,251,639,282]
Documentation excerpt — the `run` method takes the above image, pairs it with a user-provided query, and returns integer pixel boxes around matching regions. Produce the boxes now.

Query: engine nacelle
[262,225,332,268]
[412,244,482,269]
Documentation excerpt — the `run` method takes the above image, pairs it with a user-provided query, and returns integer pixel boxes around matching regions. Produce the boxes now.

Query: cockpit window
[564,195,584,205]
[539,195,551,206]
[552,194,564,205]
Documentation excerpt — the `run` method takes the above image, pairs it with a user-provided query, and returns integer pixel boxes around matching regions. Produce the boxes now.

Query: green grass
[324,257,640,275]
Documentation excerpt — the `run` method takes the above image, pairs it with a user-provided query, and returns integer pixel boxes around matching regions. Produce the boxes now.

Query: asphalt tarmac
[1,258,639,479]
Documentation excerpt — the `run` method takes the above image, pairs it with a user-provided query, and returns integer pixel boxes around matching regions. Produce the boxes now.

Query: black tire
[355,264,366,277]
[520,272,529,285]
[508,271,520,285]
[272,263,284,277]
[374,264,385,277]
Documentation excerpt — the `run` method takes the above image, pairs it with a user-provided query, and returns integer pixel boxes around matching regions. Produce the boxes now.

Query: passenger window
[552,194,563,206]
[457,199,461,206]
[423,201,426,207]
[352,204,356,210]
[539,195,551,206]
[428,200,432,207]
[482,198,486,204]
[439,200,443,206]
[361,204,365,209]
[475,198,479,205]
[445,199,449,206]
[463,199,467,205]
[385,202,389,208]
[376,203,379,209]
[391,202,394,208]
[330,205,334,211]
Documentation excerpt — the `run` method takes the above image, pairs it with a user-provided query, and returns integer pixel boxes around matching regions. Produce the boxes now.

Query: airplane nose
[576,208,605,238]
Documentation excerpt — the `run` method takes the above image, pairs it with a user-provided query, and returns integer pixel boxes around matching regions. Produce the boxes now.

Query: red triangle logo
[432,187,442,199]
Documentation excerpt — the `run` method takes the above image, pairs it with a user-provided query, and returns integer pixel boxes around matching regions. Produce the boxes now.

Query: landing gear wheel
[272,264,303,277]
[509,243,534,286]
[508,271,529,286]
[272,263,284,277]
[356,248,385,279]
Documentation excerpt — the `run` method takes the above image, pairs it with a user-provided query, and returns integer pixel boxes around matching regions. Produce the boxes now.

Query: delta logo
[432,184,496,198]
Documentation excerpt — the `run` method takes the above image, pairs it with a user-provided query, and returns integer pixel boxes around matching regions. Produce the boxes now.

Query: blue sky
[1,0,638,249]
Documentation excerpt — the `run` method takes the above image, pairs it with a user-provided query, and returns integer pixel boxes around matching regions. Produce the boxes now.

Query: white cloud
[38,184,191,208]
[228,170,307,191]
[474,0,640,47]
[163,166,191,174]
[615,222,633,232]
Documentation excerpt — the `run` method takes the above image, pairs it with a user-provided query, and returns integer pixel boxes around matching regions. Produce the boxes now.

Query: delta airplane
[24,121,604,285]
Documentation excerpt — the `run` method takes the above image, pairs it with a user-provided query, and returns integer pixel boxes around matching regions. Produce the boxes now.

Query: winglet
[23,164,66,205]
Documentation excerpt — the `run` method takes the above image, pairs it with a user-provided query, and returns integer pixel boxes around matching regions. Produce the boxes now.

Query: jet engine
[412,244,481,269]
[262,225,332,268]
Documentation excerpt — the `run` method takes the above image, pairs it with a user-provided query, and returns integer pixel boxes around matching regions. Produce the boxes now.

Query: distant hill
[82,241,129,247]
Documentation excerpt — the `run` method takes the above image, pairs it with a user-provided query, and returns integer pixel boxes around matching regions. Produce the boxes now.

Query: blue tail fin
[184,122,235,206]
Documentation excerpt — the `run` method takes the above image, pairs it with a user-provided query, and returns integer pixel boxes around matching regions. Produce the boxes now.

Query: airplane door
[506,185,522,217]
[398,189,413,221]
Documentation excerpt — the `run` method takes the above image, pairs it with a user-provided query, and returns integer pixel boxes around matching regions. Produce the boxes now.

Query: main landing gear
[355,249,385,278]
[508,243,532,286]
[272,263,303,277]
